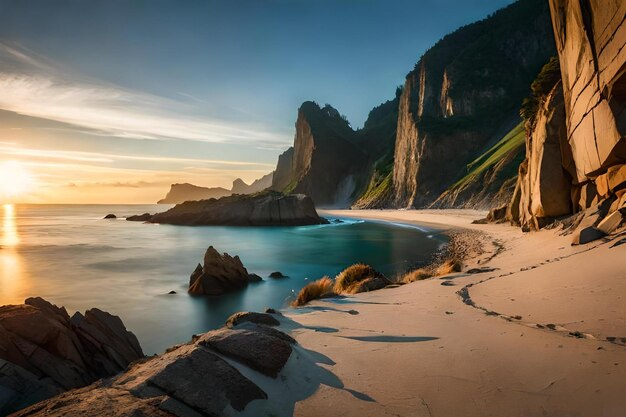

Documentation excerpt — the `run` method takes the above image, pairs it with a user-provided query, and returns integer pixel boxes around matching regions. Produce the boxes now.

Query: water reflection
[0,204,27,304]
[2,204,19,247]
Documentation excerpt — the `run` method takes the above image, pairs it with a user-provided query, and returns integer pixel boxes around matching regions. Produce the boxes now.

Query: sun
[0,161,35,200]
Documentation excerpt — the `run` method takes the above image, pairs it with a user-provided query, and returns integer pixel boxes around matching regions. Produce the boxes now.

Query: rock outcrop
[0,298,143,415]
[272,102,369,207]
[149,191,327,226]
[273,93,400,209]
[505,0,626,238]
[392,0,556,208]
[11,312,297,417]
[188,246,260,296]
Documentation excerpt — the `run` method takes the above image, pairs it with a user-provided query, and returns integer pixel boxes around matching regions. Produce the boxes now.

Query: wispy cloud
[0,42,290,148]
[0,144,276,168]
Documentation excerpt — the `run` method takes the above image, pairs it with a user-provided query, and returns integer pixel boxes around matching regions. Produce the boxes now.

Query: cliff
[506,0,626,235]
[271,102,369,207]
[392,0,556,208]
[270,147,294,192]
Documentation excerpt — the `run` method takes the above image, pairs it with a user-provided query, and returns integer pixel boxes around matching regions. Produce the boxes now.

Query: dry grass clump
[292,276,335,307]
[435,259,462,275]
[400,267,435,284]
[333,263,383,294]
[399,258,463,284]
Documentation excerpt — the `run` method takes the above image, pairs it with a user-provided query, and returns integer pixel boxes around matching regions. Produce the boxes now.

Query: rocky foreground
[0,298,143,415]
[147,192,328,226]
[9,309,314,417]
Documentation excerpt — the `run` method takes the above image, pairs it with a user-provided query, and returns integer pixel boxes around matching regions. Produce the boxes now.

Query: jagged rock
[188,247,251,296]
[199,327,292,378]
[269,271,287,278]
[607,164,626,193]
[487,204,508,223]
[573,226,606,245]
[103,214,116,219]
[12,313,298,417]
[149,191,327,226]
[225,312,280,328]
[247,273,263,283]
[596,210,624,234]
[0,298,143,415]
[126,213,152,222]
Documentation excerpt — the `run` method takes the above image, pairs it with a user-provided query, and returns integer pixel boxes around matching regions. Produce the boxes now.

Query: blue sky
[0,0,514,203]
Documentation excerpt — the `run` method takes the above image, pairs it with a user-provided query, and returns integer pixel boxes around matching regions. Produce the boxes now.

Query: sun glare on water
[0,161,35,201]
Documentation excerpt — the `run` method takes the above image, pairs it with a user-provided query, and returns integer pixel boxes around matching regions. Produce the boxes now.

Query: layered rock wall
[509,1,626,232]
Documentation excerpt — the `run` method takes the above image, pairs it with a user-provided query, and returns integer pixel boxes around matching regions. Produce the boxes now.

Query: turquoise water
[0,204,446,354]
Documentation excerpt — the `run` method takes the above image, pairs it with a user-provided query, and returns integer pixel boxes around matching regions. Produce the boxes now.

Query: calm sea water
[0,204,446,354]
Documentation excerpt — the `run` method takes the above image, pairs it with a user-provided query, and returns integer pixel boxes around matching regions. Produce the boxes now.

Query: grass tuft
[334,264,384,294]
[292,277,335,307]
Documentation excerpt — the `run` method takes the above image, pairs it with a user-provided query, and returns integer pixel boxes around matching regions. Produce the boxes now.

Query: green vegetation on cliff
[520,56,561,126]
[352,152,394,208]
[432,122,526,208]
[454,122,526,191]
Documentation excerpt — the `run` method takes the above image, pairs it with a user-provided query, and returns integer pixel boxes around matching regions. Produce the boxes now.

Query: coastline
[285,209,626,417]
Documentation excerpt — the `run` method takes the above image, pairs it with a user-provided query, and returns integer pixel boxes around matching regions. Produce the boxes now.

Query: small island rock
[188,246,254,296]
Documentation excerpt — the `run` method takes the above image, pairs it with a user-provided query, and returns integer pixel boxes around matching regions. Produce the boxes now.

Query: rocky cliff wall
[392,0,556,208]
[274,102,368,206]
[506,0,626,233]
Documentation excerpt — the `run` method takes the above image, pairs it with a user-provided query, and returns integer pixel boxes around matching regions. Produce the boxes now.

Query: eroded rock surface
[0,298,143,415]
[11,313,297,417]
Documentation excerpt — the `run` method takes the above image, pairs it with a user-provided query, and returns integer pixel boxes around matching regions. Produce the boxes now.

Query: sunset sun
[0,161,35,199]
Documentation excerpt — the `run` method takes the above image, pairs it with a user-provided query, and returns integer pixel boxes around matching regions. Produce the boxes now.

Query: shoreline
[285,209,626,416]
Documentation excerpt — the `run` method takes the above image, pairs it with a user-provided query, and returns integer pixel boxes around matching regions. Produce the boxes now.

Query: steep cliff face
[512,81,573,229]
[507,0,626,233]
[274,102,368,206]
[270,147,294,192]
[550,0,626,205]
[351,91,400,208]
[392,0,556,208]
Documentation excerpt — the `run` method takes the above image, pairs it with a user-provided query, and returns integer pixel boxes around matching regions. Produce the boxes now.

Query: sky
[0,0,514,204]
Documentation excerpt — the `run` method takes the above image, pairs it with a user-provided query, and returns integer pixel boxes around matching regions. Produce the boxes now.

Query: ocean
[0,204,446,354]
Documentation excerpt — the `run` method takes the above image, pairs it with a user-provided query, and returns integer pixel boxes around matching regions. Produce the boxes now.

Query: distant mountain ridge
[157,172,273,204]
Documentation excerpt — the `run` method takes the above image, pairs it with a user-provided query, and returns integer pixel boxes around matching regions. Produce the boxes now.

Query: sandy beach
[284,209,626,417]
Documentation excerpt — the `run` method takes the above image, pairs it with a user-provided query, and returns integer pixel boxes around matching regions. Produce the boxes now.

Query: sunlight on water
[0,204,28,304]
[2,204,19,247]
